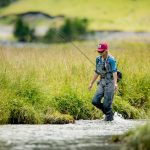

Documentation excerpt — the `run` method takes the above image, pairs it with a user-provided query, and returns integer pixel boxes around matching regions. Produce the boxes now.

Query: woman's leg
[103,81,115,121]
[92,81,105,113]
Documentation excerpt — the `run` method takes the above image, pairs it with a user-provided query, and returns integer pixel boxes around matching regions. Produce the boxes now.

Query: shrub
[8,99,40,124]
[130,75,150,110]
[0,90,10,124]
[44,108,75,124]
[13,18,35,42]
[59,18,75,41]
[44,27,58,43]
[73,18,88,35]
[0,0,15,7]
[10,74,43,105]
[113,96,144,119]
[112,123,150,150]
[59,18,88,41]
[42,17,88,43]
[53,93,85,119]
[126,123,150,150]
[120,74,150,111]
[52,89,102,120]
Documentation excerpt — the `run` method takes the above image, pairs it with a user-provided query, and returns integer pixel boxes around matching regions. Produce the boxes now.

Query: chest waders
[92,56,115,121]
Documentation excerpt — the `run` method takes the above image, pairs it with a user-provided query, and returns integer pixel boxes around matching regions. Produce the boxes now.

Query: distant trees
[44,18,88,43]
[13,17,88,43]
[60,18,88,41]
[13,18,35,42]
[0,0,16,7]
[44,28,58,43]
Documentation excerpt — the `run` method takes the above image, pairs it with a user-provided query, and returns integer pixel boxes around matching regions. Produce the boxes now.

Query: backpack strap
[104,55,110,69]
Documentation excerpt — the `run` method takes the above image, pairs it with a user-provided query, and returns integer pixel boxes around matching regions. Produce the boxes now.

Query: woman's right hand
[88,83,93,91]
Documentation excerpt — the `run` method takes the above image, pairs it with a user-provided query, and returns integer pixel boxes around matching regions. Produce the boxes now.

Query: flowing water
[0,113,146,150]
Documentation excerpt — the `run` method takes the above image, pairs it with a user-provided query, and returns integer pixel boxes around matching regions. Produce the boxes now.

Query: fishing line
[56,31,95,66]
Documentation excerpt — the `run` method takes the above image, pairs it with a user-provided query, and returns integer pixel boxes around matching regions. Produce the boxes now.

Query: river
[0,113,146,150]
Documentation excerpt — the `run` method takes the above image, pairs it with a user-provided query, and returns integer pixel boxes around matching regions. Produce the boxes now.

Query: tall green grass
[0,40,149,124]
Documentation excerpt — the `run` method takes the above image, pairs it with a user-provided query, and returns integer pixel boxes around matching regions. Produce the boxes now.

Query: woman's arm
[113,72,118,91]
[109,56,118,91]
[88,72,99,91]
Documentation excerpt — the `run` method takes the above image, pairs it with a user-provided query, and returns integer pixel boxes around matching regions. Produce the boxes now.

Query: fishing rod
[57,32,95,66]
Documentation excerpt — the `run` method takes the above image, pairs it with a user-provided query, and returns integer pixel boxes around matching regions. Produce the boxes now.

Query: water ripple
[0,114,146,150]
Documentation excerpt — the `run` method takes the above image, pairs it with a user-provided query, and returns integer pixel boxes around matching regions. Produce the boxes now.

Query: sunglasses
[98,50,105,54]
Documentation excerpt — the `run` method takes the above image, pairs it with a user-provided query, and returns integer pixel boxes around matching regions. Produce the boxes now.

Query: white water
[0,113,146,150]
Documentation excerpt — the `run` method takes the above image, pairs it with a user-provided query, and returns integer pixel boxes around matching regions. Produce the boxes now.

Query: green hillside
[0,0,150,31]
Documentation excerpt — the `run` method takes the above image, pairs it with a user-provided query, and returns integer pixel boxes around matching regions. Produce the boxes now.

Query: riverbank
[0,28,150,45]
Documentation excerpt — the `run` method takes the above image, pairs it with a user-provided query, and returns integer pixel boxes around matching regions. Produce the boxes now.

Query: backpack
[117,70,122,82]
[105,56,122,82]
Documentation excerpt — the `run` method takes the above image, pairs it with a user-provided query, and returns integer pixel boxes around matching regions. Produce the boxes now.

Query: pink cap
[97,42,108,52]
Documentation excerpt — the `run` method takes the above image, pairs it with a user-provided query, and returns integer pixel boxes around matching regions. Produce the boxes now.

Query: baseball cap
[97,42,108,52]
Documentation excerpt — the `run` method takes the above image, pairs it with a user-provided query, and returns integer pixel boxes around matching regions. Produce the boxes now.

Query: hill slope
[0,0,150,31]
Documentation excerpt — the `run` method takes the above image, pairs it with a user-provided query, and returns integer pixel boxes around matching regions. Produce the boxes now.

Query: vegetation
[112,123,150,150]
[13,17,88,43]
[0,0,15,8]
[44,28,58,43]
[0,40,149,124]
[59,18,88,41]
[44,108,75,124]
[13,18,35,42]
[0,0,150,31]
[44,18,88,42]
